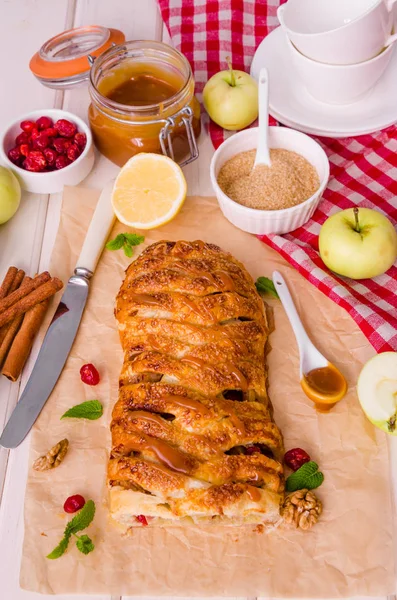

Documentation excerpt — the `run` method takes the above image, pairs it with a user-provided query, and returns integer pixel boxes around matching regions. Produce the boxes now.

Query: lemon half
[111,153,187,229]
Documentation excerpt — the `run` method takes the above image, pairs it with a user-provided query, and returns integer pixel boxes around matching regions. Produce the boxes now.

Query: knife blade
[0,181,116,449]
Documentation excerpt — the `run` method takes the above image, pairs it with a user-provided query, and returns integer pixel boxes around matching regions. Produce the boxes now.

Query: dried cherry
[64,494,86,513]
[44,127,58,139]
[15,131,30,146]
[55,155,71,170]
[284,448,311,471]
[80,363,100,386]
[245,445,261,455]
[67,143,80,162]
[19,144,30,157]
[55,118,77,138]
[43,148,58,167]
[52,137,67,154]
[10,116,84,172]
[74,132,87,149]
[7,146,22,165]
[23,150,47,172]
[36,116,53,130]
[135,515,148,526]
[20,120,36,133]
[33,132,50,150]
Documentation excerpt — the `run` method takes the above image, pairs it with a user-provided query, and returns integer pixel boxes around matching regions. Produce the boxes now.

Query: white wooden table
[0,1,395,599]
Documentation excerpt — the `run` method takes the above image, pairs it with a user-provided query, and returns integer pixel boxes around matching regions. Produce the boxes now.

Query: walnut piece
[33,438,69,471]
[281,489,322,530]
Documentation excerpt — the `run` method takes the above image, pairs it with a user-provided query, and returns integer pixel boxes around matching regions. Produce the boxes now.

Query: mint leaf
[47,500,96,560]
[106,234,125,251]
[61,400,103,421]
[123,233,145,246]
[123,243,133,258]
[255,277,279,299]
[47,535,70,559]
[286,461,324,492]
[106,233,144,258]
[65,500,96,536]
[76,534,95,555]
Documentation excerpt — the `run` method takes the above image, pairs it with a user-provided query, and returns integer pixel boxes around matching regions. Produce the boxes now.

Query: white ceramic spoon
[272,270,347,408]
[254,67,271,168]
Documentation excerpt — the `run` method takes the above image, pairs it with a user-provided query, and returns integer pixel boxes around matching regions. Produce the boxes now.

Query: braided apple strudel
[109,240,284,528]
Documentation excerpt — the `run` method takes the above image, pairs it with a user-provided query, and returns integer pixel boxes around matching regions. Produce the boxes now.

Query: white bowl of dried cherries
[0,109,94,194]
[210,126,330,235]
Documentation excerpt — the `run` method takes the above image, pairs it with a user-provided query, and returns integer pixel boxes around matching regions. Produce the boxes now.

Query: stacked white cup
[277,0,397,104]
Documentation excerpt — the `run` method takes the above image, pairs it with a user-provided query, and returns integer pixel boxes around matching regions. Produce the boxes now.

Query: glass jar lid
[29,25,125,89]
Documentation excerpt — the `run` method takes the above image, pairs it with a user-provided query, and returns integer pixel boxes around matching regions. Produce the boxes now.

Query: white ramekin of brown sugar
[210,126,329,235]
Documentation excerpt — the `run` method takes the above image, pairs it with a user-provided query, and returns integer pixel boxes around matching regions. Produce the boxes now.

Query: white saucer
[250,27,397,138]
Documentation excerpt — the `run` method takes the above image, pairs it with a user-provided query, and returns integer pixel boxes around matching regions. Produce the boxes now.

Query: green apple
[319,207,397,279]
[357,352,397,435]
[203,58,258,131]
[0,166,21,224]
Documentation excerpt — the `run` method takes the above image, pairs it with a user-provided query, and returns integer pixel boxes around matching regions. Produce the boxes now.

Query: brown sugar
[217,148,320,210]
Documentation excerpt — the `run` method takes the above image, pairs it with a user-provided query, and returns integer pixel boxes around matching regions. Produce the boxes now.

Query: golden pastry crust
[109,240,284,529]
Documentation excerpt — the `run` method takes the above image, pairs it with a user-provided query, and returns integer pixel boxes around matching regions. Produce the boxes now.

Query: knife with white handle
[0,181,116,449]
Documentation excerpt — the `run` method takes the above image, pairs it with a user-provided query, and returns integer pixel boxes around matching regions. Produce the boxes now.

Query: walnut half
[281,489,322,530]
[33,438,69,471]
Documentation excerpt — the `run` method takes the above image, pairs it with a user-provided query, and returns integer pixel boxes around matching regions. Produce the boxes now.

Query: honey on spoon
[272,271,347,410]
[301,363,347,410]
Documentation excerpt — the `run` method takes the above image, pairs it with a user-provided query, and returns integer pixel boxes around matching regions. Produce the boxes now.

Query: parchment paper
[20,187,396,596]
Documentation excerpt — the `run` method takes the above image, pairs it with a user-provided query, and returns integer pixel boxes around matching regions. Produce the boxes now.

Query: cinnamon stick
[0,276,31,368]
[6,269,25,295]
[0,269,26,346]
[0,271,50,314]
[0,277,63,329]
[0,314,25,369]
[0,267,18,300]
[2,298,50,381]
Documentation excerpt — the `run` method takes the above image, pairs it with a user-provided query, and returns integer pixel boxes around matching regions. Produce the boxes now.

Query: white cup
[286,33,395,104]
[278,0,397,65]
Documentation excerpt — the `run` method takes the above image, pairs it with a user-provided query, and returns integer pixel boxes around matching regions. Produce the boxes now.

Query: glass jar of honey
[88,40,201,167]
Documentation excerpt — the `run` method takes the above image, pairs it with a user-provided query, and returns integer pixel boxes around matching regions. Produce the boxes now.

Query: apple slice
[357,352,397,435]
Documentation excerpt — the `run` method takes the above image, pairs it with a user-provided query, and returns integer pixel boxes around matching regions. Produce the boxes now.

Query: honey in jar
[104,69,179,106]
[88,40,201,167]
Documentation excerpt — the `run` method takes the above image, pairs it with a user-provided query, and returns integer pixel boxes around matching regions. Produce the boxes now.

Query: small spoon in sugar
[254,67,271,169]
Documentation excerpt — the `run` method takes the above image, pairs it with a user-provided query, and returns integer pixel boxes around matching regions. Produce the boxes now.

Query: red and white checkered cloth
[158,0,397,352]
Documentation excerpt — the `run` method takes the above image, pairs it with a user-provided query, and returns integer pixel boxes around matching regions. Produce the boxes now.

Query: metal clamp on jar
[159,106,198,166]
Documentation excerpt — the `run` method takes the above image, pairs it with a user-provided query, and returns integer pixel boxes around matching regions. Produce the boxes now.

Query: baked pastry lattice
[109,240,284,527]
